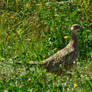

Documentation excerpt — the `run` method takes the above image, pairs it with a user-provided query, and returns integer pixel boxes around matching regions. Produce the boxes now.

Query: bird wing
[41,45,74,67]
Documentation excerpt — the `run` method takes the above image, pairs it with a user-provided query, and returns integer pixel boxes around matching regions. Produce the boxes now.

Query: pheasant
[21,24,81,75]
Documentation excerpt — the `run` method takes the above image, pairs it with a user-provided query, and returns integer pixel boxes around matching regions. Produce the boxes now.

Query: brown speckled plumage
[29,24,81,75]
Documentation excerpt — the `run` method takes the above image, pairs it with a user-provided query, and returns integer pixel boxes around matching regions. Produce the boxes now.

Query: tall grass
[0,0,92,92]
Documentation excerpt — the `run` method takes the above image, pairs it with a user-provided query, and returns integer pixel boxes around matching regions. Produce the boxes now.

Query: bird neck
[70,30,78,50]
[70,30,78,42]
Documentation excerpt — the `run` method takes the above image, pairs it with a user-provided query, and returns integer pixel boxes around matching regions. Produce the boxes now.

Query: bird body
[29,24,81,74]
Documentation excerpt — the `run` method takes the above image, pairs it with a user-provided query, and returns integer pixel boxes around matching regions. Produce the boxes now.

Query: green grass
[0,0,92,92]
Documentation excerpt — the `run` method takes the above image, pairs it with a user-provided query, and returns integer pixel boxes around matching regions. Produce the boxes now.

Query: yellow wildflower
[64,36,68,39]
[74,83,78,88]
[43,56,45,58]
[17,29,23,35]
[10,16,15,19]
[7,12,10,15]
[46,90,50,92]
[1,14,4,17]
[54,48,57,50]
[7,36,10,40]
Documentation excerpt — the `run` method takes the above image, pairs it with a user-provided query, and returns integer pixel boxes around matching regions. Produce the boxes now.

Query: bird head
[71,24,81,31]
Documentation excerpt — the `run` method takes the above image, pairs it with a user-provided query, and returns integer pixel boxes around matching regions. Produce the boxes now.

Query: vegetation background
[0,0,92,92]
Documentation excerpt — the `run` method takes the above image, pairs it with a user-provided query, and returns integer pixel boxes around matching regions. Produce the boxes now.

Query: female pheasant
[29,24,81,74]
